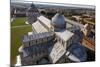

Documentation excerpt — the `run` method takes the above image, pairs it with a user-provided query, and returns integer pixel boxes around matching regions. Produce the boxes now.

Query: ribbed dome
[51,13,66,31]
[27,3,39,12]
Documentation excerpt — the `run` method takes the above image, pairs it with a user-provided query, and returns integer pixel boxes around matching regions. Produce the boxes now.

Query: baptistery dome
[26,3,40,24]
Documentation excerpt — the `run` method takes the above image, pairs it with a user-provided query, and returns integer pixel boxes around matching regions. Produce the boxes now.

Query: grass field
[11,17,26,26]
[11,17,32,65]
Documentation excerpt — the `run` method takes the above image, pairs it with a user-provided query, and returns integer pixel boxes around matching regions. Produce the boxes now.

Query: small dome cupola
[51,13,66,31]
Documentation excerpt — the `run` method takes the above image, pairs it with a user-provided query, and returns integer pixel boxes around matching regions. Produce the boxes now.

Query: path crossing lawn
[11,17,32,65]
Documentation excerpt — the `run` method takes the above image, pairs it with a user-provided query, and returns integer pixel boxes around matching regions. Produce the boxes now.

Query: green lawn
[11,17,26,27]
[11,17,32,65]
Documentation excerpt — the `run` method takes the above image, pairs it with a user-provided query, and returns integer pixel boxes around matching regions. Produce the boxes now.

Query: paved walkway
[65,17,84,29]
[11,25,30,29]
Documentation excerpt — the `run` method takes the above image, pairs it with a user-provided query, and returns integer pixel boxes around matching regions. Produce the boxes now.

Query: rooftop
[55,30,74,42]
[23,32,54,42]
[38,15,51,29]
[32,21,48,33]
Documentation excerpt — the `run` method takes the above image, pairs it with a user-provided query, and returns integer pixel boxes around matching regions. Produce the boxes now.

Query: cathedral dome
[51,13,66,31]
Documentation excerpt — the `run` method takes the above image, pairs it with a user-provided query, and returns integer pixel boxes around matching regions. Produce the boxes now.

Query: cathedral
[18,3,87,66]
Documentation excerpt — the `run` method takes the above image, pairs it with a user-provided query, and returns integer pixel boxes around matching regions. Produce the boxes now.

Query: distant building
[11,7,27,17]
